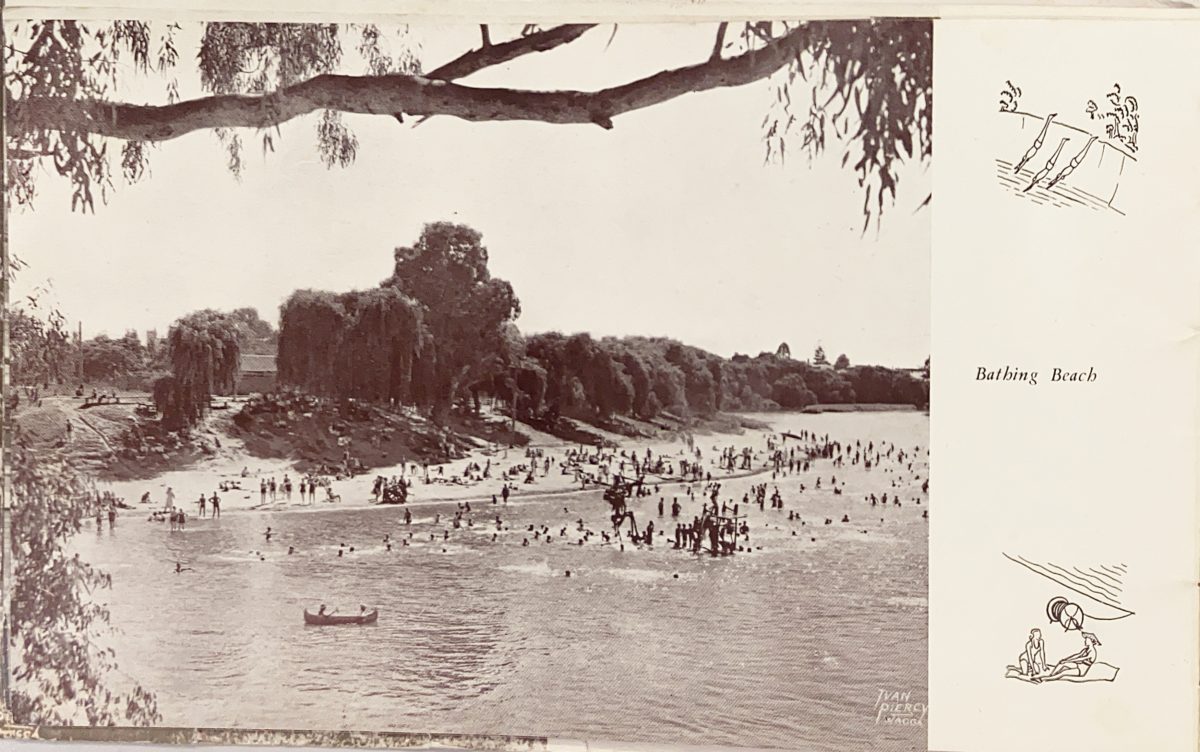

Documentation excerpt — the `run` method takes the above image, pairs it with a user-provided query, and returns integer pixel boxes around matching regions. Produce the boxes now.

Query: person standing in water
[210,492,221,518]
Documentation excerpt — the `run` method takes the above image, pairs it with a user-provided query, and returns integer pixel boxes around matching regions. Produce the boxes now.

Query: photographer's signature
[875,689,927,726]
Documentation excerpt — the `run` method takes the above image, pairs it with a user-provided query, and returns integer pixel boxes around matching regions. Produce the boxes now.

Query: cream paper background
[930,18,1199,752]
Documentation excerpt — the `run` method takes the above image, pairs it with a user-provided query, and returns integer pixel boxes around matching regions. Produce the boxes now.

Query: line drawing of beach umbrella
[1023,137,1070,192]
[1013,112,1057,173]
[1046,596,1085,630]
[1044,135,1099,191]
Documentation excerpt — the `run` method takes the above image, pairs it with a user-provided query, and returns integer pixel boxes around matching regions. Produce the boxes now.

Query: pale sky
[10,22,930,366]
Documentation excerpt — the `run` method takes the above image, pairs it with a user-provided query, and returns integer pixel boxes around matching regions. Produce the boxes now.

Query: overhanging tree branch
[710,22,729,61]
[427,24,595,81]
[9,24,814,142]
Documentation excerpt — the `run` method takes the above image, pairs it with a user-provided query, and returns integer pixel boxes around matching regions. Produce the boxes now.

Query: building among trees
[237,354,277,395]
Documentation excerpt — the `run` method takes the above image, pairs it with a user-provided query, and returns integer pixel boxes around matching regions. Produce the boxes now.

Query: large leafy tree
[384,222,520,418]
[229,307,278,356]
[79,332,144,382]
[3,20,931,227]
[8,308,73,386]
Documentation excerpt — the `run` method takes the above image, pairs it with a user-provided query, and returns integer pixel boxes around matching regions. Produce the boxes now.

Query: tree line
[10,307,276,390]
[28,221,925,430]
[14,220,926,429]
[497,335,928,425]
[267,222,927,427]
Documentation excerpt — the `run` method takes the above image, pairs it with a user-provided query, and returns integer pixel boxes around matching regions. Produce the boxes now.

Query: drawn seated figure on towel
[1034,631,1101,683]
[1010,628,1048,678]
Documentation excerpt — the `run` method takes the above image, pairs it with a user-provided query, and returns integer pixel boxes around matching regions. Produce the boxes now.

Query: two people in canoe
[316,604,373,618]
[306,604,378,625]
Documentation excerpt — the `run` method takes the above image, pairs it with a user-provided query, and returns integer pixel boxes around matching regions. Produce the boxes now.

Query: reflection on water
[74,412,927,751]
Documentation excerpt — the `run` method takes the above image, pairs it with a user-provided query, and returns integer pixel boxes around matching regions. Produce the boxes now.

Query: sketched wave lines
[1003,553,1134,618]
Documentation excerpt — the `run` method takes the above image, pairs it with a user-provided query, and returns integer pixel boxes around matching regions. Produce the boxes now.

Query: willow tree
[276,290,347,397]
[156,309,241,429]
[340,288,426,404]
[277,287,426,404]
[385,222,520,419]
[4,20,931,228]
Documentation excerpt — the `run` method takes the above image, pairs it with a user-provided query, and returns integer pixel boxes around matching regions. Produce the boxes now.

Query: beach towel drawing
[1003,554,1132,684]
[995,82,1139,215]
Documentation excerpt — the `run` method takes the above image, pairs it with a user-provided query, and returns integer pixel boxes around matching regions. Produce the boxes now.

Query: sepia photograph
[4,18,930,751]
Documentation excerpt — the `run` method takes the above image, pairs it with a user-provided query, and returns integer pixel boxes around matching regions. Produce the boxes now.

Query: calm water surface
[75,412,928,751]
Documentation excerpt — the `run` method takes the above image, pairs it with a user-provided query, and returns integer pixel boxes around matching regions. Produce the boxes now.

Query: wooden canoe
[303,608,378,626]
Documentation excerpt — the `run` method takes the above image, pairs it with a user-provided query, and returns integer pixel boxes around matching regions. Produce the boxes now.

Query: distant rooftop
[241,354,277,374]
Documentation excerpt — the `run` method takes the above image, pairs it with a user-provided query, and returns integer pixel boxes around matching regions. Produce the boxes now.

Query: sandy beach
[95,410,929,558]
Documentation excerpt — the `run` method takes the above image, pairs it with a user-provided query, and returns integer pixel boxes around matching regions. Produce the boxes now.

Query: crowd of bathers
[99,422,928,576]
[236,429,927,562]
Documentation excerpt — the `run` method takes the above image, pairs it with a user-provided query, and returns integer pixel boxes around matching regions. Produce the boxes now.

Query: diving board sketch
[1003,554,1131,684]
[995,82,1139,215]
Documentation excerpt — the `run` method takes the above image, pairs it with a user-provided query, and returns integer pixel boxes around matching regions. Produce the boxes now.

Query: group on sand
[90,491,122,530]
[139,486,221,525]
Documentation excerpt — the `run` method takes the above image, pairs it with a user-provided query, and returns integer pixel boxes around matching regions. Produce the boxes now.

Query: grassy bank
[14,390,772,482]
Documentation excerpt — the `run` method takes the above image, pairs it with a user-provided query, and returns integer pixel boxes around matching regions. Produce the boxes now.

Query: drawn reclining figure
[1007,630,1118,683]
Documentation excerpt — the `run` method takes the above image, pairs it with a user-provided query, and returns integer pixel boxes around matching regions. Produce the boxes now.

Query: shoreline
[119,460,787,522]
[94,408,928,526]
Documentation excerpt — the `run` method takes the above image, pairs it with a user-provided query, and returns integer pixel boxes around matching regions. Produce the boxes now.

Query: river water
[74,411,928,751]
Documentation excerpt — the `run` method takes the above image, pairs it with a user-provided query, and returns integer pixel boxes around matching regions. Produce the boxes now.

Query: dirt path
[72,410,117,453]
